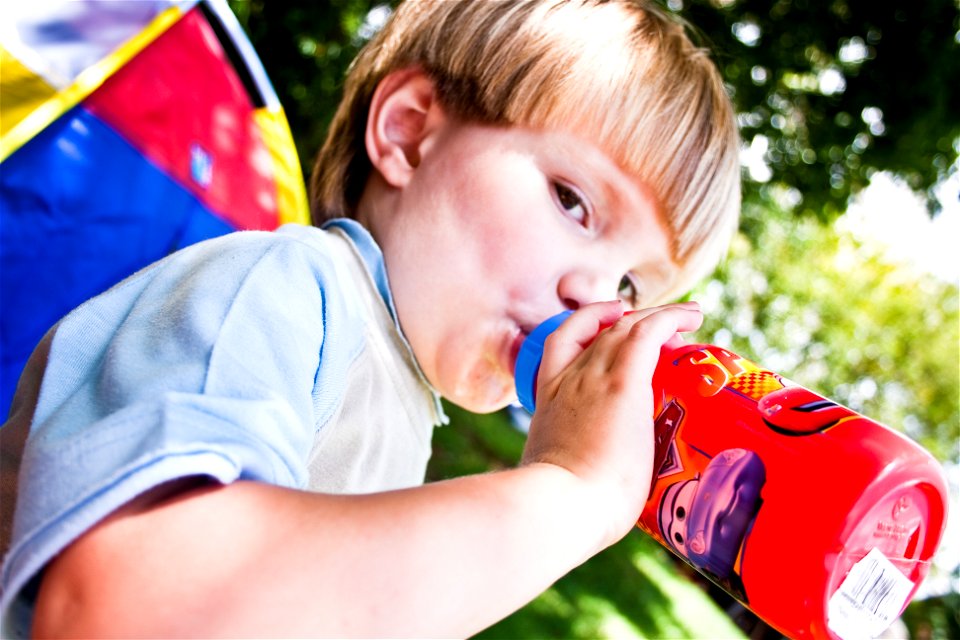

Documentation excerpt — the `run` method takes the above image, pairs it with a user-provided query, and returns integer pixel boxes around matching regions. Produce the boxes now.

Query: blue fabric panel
[1,106,235,418]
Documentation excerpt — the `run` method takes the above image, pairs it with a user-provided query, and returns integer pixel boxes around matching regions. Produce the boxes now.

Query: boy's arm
[34,302,702,638]
[36,466,606,638]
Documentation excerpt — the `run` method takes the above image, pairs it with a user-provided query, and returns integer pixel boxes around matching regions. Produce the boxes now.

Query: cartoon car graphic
[758,386,852,435]
[657,448,766,579]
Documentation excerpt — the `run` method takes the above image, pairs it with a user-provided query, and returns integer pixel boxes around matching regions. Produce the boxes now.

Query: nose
[556,269,615,310]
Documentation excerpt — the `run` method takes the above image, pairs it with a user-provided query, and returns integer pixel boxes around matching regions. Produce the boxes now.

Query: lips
[509,328,529,376]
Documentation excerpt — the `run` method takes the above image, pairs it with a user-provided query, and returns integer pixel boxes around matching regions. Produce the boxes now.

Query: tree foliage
[229,0,380,181]
[680,0,959,219]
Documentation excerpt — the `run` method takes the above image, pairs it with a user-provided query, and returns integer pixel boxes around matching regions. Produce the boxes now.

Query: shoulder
[177,225,344,276]
[100,225,358,313]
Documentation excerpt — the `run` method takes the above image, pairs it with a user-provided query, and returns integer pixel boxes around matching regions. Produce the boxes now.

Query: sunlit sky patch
[837,171,960,284]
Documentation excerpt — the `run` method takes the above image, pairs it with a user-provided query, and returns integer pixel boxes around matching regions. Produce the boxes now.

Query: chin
[459,396,514,415]
[446,372,515,414]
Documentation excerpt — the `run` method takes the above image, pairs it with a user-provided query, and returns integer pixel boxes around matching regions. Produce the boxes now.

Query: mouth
[509,328,529,376]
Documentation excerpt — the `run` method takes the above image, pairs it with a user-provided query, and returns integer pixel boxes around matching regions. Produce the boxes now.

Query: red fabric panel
[84,7,279,230]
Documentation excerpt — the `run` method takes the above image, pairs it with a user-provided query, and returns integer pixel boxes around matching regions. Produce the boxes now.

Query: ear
[365,68,446,189]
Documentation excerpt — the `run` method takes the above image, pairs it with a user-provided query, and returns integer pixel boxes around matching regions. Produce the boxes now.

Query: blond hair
[311,0,740,301]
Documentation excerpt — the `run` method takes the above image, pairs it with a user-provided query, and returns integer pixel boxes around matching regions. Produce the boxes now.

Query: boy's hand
[521,300,703,545]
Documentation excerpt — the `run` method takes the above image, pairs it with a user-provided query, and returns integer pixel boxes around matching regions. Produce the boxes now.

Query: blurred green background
[229,1,958,637]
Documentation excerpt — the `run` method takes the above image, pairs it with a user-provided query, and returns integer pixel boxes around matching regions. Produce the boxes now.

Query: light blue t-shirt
[0,219,445,636]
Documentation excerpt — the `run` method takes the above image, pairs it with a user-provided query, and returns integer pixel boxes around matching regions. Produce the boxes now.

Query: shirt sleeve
[1,229,341,635]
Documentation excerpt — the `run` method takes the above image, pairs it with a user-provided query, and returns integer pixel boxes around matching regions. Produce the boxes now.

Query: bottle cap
[515,311,572,413]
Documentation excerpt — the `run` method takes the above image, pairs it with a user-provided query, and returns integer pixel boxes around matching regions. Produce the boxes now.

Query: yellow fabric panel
[0,5,184,163]
[0,47,58,139]
[253,106,310,226]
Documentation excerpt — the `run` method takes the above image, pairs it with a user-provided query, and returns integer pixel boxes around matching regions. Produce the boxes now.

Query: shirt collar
[321,218,397,320]
[320,218,449,426]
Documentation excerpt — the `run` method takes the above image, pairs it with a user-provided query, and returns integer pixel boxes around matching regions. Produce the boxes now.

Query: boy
[0,0,739,636]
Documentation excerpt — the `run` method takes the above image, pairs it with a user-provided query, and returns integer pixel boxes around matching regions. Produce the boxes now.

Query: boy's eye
[618,274,642,307]
[553,182,588,226]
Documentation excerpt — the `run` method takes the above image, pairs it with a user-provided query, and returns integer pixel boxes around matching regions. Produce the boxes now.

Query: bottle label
[826,548,913,639]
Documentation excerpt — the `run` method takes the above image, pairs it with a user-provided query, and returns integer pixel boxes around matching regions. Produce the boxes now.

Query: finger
[589,301,702,359]
[609,305,704,379]
[663,332,690,352]
[618,300,702,322]
[538,301,624,381]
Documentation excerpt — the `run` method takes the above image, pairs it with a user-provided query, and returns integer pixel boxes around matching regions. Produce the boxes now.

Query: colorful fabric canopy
[1,0,310,417]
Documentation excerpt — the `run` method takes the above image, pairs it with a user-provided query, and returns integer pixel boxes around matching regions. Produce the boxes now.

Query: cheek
[458,195,558,281]
[434,215,527,294]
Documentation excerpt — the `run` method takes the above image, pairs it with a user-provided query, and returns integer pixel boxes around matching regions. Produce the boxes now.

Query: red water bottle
[515,311,950,640]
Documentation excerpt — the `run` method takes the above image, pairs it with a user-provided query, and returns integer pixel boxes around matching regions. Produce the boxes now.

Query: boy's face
[368,122,678,413]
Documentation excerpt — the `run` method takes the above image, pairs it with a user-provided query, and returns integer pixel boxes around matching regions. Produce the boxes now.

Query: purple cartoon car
[657,448,766,579]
